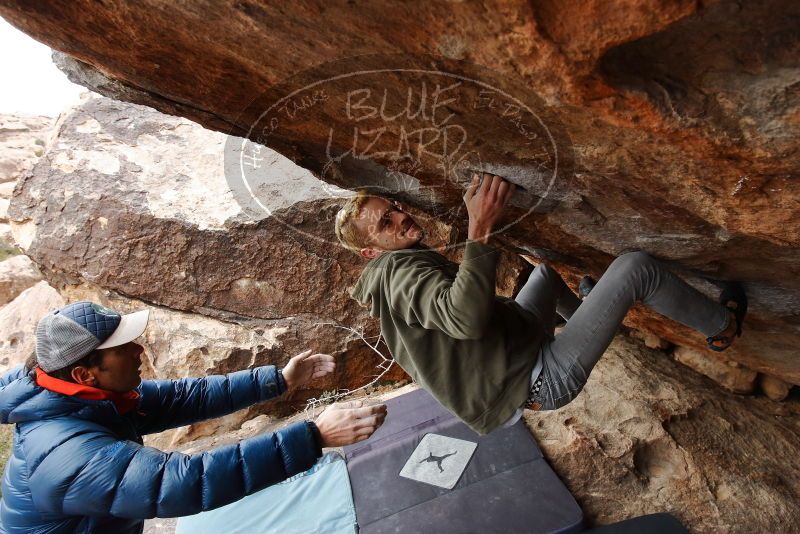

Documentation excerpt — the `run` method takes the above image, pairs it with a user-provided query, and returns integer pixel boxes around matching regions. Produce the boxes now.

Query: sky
[0,17,85,116]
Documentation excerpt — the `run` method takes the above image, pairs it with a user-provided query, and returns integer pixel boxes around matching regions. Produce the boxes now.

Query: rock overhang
[0,0,798,382]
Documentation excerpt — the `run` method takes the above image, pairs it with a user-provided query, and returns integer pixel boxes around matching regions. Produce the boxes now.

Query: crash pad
[342,388,585,534]
[175,452,356,534]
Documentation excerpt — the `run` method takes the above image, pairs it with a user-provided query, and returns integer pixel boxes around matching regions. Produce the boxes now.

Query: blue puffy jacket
[0,365,321,533]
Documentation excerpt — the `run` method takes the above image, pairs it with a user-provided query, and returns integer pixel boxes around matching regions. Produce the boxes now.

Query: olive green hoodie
[351,240,545,434]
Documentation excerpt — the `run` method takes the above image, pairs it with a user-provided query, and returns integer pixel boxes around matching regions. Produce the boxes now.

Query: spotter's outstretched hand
[314,400,387,447]
[282,350,335,390]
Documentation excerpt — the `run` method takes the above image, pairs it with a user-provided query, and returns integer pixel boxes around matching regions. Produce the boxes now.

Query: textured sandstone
[0,281,64,372]
[0,5,798,530]
[673,345,758,394]
[9,96,370,325]
[0,255,42,307]
[630,328,671,351]
[759,374,793,402]
[0,115,53,184]
[0,182,14,199]
[525,334,800,532]
[0,1,797,384]
[0,114,53,259]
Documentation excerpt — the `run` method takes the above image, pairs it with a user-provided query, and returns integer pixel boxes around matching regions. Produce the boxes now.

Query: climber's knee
[533,262,558,280]
[610,250,655,274]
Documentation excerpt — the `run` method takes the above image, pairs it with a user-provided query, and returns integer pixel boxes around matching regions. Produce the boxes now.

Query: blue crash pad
[175,452,356,534]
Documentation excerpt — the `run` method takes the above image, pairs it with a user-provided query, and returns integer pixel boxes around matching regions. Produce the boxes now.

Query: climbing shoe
[706,281,747,352]
[578,276,596,300]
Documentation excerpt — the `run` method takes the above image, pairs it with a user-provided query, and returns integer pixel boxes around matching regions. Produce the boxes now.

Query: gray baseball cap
[35,301,150,373]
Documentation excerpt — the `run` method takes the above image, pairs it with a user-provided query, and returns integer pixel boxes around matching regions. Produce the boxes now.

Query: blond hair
[335,191,373,254]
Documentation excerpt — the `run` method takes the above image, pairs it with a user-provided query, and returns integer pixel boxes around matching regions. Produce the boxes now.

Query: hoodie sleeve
[134,366,286,435]
[387,241,498,340]
[27,420,320,519]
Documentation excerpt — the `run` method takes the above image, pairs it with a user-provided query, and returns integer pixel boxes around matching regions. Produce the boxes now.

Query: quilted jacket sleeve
[26,419,320,519]
[134,366,286,435]
[0,366,27,388]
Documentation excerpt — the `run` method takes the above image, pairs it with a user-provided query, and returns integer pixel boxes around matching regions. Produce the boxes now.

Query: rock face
[673,345,758,394]
[0,0,797,385]
[0,114,52,260]
[759,374,793,402]
[0,255,42,307]
[0,281,64,371]
[0,115,52,184]
[0,114,56,373]
[526,334,800,532]
[9,96,370,326]
[8,96,524,326]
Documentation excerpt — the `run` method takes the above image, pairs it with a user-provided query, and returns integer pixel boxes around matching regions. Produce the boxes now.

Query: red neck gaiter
[35,368,141,415]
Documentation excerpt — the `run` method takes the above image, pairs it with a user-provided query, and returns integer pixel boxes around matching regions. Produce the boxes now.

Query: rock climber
[334,173,745,435]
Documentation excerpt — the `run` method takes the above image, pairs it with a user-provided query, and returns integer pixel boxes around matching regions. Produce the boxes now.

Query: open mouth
[401,219,415,235]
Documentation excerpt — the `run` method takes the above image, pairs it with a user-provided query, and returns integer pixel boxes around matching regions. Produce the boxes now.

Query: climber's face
[353,197,424,259]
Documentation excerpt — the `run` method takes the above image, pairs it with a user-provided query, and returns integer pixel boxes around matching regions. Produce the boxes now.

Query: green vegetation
[0,243,21,262]
[316,389,340,405]
[0,424,12,497]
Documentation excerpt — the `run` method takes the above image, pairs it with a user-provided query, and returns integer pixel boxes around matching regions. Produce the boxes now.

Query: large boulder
[0,255,42,307]
[9,96,370,326]
[0,281,64,372]
[8,95,524,322]
[0,114,53,259]
[0,254,42,306]
[0,114,52,184]
[1,1,798,384]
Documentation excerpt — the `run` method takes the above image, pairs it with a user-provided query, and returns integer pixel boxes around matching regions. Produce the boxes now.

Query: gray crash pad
[343,388,584,533]
[584,513,689,533]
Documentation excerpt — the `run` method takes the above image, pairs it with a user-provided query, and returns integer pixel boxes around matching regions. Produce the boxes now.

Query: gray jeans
[514,251,730,410]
